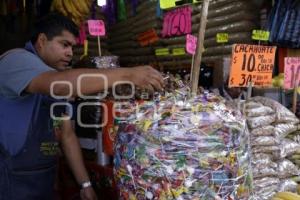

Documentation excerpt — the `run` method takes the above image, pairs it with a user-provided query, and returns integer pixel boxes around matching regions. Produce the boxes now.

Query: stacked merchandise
[114,81,253,199]
[245,97,300,200]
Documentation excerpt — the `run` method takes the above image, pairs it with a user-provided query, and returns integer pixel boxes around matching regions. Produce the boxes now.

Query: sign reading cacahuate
[229,44,276,88]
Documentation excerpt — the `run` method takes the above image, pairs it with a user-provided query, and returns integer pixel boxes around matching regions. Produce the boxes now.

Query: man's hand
[128,66,164,92]
[80,187,97,200]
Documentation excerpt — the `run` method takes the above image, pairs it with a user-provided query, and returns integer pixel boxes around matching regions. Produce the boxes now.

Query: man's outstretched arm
[26,66,164,97]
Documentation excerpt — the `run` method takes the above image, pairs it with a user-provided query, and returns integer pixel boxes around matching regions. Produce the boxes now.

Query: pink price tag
[88,20,105,36]
[186,34,197,55]
[162,6,192,37]
[284,57,300,89]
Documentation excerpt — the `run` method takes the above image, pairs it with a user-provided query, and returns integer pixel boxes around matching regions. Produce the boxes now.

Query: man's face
[38,30,77,71]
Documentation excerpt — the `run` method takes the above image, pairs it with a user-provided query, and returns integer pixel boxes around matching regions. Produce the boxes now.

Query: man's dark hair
[31,12,79,44]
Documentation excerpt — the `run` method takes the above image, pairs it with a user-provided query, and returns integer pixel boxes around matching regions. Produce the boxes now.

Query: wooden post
[189,54,195,83]
[98,36,102,57]
[246,81,253,100]
[191,0,210,95]
[292,87,298,114]
[292,69,299,114]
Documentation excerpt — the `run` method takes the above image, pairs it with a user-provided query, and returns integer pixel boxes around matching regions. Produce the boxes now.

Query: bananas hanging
[272,192,300,200]
[51,0,92,26]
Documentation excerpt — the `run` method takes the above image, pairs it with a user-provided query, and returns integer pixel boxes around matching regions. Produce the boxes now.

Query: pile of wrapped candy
[245,97,300,200]
[114,87,253,200]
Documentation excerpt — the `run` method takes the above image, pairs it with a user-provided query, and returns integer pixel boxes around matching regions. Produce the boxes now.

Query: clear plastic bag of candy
[278,159,300,179]
[251,126,275,137]
[274,123,298,139]
[278,179,298,192]
[280,138,300,158]
[252,185,277,200]
[252,153,277,169]
[247,114,276,129]
[253,177,280,190]
[251,97,299,124]
[245,106,274,118]
[252,165,277,178]
[114,91,253,200]
[245,102,263,109]
[250,136,279,147]
[252,145,280,155]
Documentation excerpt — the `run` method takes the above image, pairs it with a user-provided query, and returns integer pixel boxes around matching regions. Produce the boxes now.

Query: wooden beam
[191,0,210,95]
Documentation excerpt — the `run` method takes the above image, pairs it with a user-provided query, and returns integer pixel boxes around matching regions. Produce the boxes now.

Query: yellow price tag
[80,40,89,60]
[297,87,300,94]
[171,186,187,198]
[160,0,201,9]
[252,30,270,41]
[216,33,229,43]
[155,48,170,56]
[172,48,186,55]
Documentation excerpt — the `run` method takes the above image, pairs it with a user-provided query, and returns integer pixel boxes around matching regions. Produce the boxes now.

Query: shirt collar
[24,41,38,55]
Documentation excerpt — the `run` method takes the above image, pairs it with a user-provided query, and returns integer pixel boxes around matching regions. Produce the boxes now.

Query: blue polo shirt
[0,42,55,155]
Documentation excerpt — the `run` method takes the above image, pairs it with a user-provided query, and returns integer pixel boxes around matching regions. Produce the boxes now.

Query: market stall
[1,0,300,200]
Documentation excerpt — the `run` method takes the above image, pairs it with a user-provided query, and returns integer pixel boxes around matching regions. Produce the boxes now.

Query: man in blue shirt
[0,13,164,200]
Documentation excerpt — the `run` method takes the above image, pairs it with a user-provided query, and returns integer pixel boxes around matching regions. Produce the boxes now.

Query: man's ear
[36,33,48,50]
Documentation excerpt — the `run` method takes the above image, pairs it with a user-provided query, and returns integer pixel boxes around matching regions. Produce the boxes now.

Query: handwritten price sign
[216,33,229,43]
[229,44,276,87]
[137,29,159,46]
[88,20,105,36]
[186,34,197,55]
[252,30,270,41]
[284,57,300,89]
[155,48,170,56]
[172,48,186,55]
[162,6,192,38]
